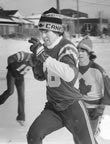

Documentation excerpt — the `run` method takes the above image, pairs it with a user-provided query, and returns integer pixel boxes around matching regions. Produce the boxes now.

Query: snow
[0,36,110,144]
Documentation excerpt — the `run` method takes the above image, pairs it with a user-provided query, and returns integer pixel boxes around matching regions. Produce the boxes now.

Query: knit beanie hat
[38,7,63,33]
[77,36,93,52]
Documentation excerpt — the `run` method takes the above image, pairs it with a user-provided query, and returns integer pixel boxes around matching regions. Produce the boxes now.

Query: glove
[31,55,45,81]
[32,61,45,81]
[89,105,105,120]
[28,37,49,63]
[28,37,42,54]
[36,45,49,63]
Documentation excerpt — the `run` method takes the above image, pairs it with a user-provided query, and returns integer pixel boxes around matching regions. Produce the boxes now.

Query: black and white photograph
[0,0,110,144]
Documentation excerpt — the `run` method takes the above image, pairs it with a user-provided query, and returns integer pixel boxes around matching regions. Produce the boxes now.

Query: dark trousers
[0,71,25,121]
[27,100,98,144]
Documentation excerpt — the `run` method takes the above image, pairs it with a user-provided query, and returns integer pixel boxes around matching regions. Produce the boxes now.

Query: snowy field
[0,36,110,144]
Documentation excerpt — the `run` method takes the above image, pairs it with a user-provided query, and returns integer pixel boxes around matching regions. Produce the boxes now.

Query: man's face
[40,30,59,47]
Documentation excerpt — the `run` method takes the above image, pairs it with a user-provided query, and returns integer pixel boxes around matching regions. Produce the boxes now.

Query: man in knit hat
[27,8,98,144]
[78,36,106,135]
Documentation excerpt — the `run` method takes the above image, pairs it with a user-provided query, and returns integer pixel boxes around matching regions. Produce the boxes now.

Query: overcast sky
[0,0,110,18]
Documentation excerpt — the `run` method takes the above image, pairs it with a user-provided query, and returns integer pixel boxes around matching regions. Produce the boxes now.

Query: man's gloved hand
[28,37,49,63]
[89,105,105,120]
[28,37,42,54]
[36,45,49,63]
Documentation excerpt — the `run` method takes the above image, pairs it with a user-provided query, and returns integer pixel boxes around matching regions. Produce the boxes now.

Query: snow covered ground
[0,36,110,144]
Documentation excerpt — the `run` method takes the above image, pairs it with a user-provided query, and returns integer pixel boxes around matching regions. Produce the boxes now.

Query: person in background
[63,21,81,47]
[27,7,98,144]
[63,22,105,135]
[62,17,110,136]
[0,51,32,126]
[77,36,106,135]
[63,20,75,41]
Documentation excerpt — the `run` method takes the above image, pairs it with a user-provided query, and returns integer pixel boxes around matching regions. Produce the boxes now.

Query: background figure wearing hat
[77,36,105,135]
[27,7,98,144]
